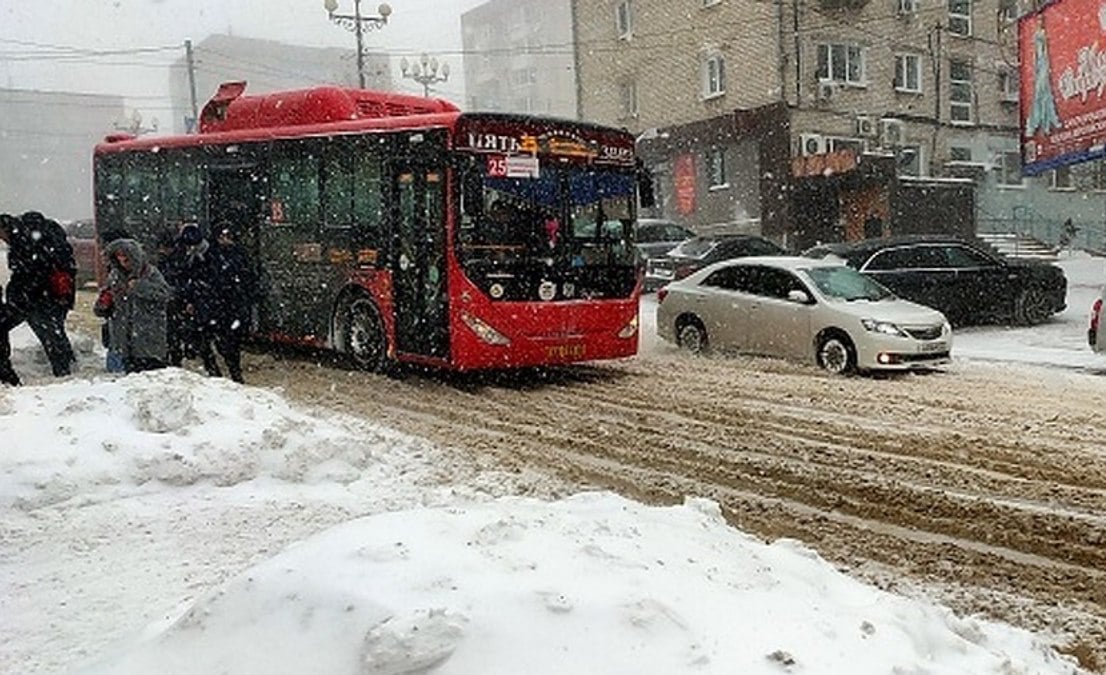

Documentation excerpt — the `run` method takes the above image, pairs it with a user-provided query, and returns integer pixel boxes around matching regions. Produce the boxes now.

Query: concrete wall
[0,88,125,221]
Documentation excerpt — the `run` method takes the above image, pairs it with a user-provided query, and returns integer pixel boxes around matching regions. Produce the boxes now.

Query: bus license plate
[546,344,585,359]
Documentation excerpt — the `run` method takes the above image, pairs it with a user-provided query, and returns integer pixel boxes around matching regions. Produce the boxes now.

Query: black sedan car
[644,233,785,291]
[803,235,1067,326]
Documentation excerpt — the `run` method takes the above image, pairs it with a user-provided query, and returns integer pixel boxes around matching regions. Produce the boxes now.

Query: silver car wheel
[1014,287,1051,326]
[818,336,853,374]
[677,323,707,354]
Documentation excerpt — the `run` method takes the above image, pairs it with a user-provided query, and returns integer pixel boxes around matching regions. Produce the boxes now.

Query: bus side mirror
[636,161,656,209]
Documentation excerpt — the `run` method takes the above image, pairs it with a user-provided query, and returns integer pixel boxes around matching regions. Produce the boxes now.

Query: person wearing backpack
[0,212,77,377]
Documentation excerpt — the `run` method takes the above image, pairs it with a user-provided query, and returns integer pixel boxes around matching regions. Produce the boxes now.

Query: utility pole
[928,23,943,176]
[185,39,198,133]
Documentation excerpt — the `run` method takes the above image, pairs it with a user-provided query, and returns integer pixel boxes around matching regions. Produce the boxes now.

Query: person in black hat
[203,224,255,383]
[0,212,76,377]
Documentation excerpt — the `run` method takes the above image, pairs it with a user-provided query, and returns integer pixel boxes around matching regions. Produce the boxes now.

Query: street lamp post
[401,53,449,97]
[324,0,392,89]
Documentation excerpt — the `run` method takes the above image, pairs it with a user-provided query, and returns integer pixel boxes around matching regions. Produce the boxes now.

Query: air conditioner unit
[856,115,876,138]
[800,133,827,156]
[816,82,836,102]
[879,118,905,147]
[897,0,918,15]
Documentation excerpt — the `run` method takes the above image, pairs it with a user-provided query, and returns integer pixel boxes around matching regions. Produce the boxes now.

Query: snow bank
[75,493,1080,675]
[0,368,433,511]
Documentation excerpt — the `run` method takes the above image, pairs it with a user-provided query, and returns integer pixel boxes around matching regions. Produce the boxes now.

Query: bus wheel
[337,297,389,372]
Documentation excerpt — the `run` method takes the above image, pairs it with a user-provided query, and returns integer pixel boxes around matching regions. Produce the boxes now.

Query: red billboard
[674,154,697,215]
[1020,0,1106,175]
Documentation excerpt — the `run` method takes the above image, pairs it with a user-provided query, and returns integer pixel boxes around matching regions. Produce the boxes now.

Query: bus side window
[123,153,164,242]
[322,148,353,230]
[162,152,202,225]
[352,153,384,250]
[270,152,320,229]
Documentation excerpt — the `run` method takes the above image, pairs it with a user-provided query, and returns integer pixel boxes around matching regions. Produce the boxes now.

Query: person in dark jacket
[0,212,77,376]
[0,284,20,386]
[202,224,255,383]
[96,238,171,373]
[155,227,190,367]
[175,223,222,378]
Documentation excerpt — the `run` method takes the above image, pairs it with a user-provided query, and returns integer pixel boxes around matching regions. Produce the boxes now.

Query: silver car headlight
[861,318,909,338]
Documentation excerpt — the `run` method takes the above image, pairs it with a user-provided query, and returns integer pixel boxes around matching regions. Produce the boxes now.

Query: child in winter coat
[96,239,172,373]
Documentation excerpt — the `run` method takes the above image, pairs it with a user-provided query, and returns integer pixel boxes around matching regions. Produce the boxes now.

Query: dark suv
[803,235,1067,325]
[645,233,785,292]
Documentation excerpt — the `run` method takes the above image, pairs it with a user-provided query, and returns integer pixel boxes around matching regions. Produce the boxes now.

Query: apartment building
[575,0,1106,250]
[461,0,577,118]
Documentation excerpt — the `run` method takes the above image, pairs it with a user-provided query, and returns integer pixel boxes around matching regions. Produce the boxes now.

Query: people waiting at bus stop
[0,212,77,377]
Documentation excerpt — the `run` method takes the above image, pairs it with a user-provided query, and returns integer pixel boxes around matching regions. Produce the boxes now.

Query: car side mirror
[788,289,812,304]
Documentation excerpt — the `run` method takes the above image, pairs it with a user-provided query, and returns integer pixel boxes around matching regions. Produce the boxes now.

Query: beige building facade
[575,0,1106,250]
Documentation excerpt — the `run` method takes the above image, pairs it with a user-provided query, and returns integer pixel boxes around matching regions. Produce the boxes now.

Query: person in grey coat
[95,239,171,373]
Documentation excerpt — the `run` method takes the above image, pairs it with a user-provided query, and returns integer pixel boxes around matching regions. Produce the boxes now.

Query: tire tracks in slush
[247,349,1106,666]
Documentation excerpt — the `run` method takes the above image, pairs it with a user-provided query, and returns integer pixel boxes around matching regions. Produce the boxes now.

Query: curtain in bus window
[271,155,320,227]
[161,155,202,227]
[322,153,353,229]
[352,155,383,249]
[475,173,559,254]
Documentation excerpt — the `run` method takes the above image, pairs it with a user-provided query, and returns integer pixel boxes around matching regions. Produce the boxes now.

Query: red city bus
[93,82,649,371]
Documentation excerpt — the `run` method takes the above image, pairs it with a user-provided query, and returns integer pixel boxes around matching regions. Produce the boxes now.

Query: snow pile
[0,368,438,511]
[75,493,1080,675]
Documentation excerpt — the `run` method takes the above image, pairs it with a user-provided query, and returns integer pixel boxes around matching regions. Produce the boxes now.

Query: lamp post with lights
[401,53,449,97]
[323,0,392,89]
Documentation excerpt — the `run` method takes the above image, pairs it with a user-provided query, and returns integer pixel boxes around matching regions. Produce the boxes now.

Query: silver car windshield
[804,266,895,301]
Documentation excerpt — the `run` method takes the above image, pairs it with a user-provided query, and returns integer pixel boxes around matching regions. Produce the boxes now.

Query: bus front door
[391,165,449,361]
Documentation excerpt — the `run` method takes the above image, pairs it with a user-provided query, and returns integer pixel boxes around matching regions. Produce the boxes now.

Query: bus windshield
[457,157,638,301]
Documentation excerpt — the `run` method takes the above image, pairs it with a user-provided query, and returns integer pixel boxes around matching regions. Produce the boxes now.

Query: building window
[817,43,865,85]
[1095,161,1106,191]
[999,0,1019,22]
[1052,165,1073,189]
[949,146,972,162]
[1000,67,1019,102]
[616,1,633,39]
[894,54,922,93]
[702,52,726,98]
[999,151,1023,186]
[618,79,638,118]
[949,59,973,123]
[948,0,972,36]
[827,137,865,154]
[897,145,923,176]
[707,147,728,188]
[703,0,722,6]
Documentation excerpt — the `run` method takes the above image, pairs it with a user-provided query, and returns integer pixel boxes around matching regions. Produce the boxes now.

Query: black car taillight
[1092,298,1103,330]
[656,287,669,303]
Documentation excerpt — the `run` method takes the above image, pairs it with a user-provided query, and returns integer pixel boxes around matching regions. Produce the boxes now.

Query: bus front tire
[336,297,390,373]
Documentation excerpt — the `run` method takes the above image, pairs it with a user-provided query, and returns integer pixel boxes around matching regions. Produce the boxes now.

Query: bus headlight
[461,312,511,346]
[617,315,639,339]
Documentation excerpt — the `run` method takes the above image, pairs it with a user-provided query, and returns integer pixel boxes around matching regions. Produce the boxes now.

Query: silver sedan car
[656,256,952,373]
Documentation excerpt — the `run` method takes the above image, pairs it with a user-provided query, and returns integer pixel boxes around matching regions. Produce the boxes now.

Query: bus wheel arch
[333,290,392,373]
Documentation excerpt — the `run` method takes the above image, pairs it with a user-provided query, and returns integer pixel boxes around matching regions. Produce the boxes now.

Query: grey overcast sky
[0,0,488,118]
